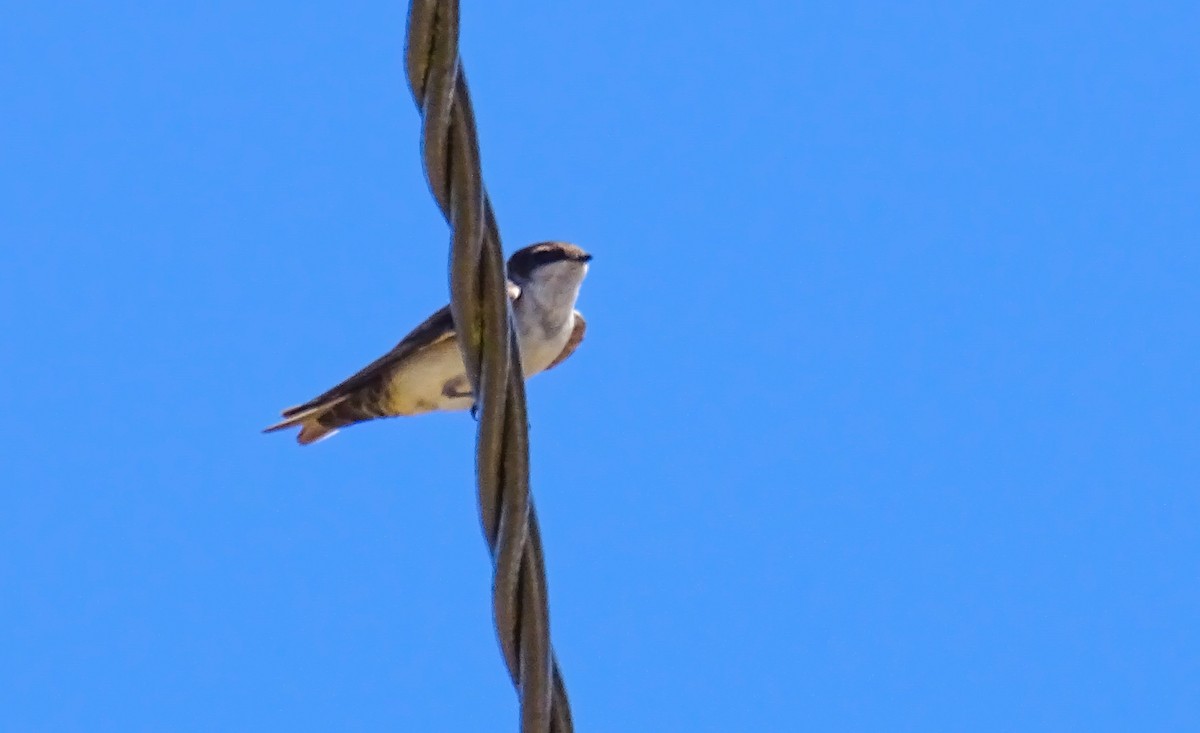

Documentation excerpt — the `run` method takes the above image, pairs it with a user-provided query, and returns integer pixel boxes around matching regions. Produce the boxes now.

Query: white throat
[511,260,588,373]
[514,261,587,333]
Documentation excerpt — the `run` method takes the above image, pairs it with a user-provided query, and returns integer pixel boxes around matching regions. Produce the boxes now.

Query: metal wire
[403,2,572,731]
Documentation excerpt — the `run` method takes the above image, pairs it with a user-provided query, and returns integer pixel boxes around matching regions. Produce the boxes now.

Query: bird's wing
[545,311,586,371]
[277,283,524,420]
[278,304,456,419]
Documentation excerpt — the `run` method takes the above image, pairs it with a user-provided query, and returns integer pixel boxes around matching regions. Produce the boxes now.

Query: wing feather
[545,311,586,371]
[279,305,456,418]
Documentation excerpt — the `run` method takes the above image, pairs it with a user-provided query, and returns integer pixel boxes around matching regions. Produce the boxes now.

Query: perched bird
[264,241,592,444]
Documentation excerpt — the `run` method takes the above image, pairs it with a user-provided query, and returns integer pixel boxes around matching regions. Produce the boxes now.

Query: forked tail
[263,394,369,445]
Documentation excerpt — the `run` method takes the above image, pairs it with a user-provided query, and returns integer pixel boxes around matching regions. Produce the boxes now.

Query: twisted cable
[403,3,573,731]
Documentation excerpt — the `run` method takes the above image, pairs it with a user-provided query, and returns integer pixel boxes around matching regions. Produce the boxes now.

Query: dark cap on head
[506,241,592,281]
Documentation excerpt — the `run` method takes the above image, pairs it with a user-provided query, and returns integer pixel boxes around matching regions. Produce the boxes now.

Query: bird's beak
[578,253,594,263]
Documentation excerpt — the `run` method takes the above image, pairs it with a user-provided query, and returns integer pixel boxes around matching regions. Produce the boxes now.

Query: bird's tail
[262,394,357,445]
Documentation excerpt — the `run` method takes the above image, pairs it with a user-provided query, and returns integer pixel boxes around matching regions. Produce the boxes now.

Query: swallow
[264,241,592,444]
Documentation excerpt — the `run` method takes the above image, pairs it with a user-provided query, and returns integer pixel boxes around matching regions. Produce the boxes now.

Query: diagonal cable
[403,2,573,731]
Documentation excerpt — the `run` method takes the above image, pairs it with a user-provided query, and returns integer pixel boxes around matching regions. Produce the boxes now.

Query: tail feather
[296,422,339,445]
[262,395,352,445]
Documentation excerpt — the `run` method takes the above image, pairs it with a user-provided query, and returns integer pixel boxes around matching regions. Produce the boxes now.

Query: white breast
[517,312,576,376]
[383,311,575,416]
[390,259,586,416]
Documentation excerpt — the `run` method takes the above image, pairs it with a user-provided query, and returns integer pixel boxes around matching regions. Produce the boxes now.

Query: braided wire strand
[403,3,573,731]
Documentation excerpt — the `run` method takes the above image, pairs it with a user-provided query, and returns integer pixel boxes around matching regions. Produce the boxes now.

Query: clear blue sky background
[2,2,1197,731]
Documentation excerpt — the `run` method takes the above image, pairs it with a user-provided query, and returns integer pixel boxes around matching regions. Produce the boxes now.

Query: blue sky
[2,2,1197,730]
